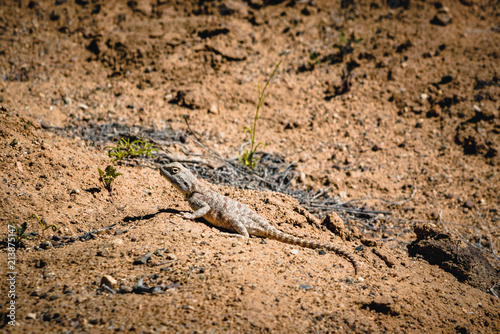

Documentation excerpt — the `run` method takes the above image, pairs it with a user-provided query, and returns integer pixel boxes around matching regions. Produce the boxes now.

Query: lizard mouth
[159,167,170,179]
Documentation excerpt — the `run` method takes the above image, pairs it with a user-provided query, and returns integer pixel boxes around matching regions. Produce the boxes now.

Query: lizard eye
[171,167,179,174]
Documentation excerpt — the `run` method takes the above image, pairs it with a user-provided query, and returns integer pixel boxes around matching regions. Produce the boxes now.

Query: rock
[119,285,133,293]
[26,313,37,320]
[101,274,118,289]
[133,252,152,265]
[473,104,498,121]
[463,199,475,209]
[322,212,350,240]
[407,223,499,291]
[209,104,218,114]
[133,279,153,294]
[299,284,313,290]
[431,7,453,26]
[40,241,52,249]
[168,89,208,110]
[165,253,177,261]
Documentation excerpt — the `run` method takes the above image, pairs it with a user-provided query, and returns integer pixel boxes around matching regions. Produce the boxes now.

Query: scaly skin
[160,162,359,275]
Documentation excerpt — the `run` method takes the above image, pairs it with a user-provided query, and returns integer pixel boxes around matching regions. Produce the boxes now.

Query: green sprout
[239,60,281,169]
[98,165,122,193]
[9,221,36,246]
[333,30,362,61]
[106,138,157,162]
[32,213,57,237]
[309,51,321,63]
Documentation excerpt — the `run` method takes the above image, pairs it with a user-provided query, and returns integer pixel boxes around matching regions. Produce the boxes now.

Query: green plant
[106,138,157,162]
[32,213,57,236]
[239,60,281,169]
[333,30,362,61]
[98,165,122,193]
[309,51,321,63]
[9,221,36,245]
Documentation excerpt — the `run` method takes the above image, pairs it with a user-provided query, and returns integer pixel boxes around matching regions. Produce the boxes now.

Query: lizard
[159,162,359,275]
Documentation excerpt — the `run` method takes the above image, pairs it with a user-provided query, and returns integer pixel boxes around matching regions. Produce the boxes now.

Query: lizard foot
[177,212,195,219]
[219,232,246,238]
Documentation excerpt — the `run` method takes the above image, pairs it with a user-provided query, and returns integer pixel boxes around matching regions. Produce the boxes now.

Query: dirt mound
[408,223,499,292]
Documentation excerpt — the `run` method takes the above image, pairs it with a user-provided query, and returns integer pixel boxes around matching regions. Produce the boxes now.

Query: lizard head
[159,162,197,195]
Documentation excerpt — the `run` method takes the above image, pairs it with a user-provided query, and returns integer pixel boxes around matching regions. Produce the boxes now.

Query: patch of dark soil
[408,223,499,292]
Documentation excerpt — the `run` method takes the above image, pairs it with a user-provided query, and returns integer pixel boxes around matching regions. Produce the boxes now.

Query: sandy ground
[1,0,499,333]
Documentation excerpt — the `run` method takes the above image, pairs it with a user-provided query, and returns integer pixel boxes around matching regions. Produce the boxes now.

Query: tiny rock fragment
[133,252,152,265]
[16,161,23,172]
[165,253,177,261]
[101,274,118,289]
[209,104,218,114]
[26,313,37,320]
[431,7,452,26]
[463,199,475,209]
[119,285,133,293]
[133,279,153,294]
[40,241,52,250]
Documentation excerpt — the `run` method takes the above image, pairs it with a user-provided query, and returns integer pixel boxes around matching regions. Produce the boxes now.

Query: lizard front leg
[180,205,210,219]
[182,193,211,219]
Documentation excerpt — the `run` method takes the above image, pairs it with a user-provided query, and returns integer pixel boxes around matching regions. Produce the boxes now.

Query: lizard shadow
[157,209,238,233]
[126,209,237,234]
[122,208,178,223]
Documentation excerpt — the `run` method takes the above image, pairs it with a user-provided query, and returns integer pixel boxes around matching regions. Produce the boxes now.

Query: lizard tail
[264,227,359,275]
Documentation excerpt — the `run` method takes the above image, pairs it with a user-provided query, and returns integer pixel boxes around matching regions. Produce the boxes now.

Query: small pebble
[463,199,475,209]
[119,285,133,293]
[165,253,177,260]
[101,274,118,288]
[26,313,37,320]
[431,7,452,26]
[133,252,152,265]
[40,241,52,250]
